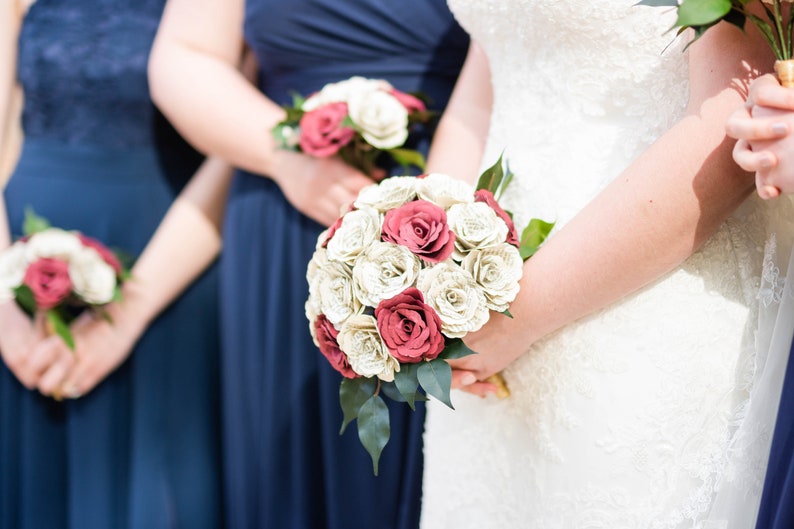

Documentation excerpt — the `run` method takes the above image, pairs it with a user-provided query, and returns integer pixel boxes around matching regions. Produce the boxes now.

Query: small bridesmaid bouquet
[273,76,434,175]
[640,0,794,85]
[0,209,130,350]
[304,156,554,474]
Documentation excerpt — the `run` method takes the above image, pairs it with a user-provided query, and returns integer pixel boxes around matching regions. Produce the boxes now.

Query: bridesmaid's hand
[727,74,794,198]
[268,150,381,227]
[0,301,51,389]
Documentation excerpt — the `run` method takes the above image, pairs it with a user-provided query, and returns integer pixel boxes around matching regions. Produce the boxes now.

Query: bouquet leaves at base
[357,395,390,475]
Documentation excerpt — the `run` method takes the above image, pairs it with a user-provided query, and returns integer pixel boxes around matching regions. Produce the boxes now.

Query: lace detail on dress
[759,234,786,307]
[421,1,793,528]
[17,0,165,147]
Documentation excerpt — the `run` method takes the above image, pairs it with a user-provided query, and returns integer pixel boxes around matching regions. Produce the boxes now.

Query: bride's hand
[268,150,382,227]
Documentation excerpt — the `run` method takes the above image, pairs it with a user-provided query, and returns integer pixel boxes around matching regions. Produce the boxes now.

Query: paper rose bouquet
[640,0,794,85]
[273,76,433,175]
[0,210,129,350]
[305,157,554,473]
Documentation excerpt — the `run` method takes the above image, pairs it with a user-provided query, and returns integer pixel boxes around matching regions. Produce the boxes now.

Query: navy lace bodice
[17,0,165,148]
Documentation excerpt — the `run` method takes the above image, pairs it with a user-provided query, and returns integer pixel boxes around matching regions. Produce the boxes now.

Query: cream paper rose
[415,173,474,209]
[326,207,381,265]
[352,241,421,307]
[337,314,399,381]
[24,228,82,261]
[354,176,417,212]
[315,260,363,326]
[347,90,409,150]
[0,242,27,303]
[69,246,117,304]
[301,76,391,111]
[416,262,489,338]
[447,202,509,261]
[306,248,329,325]
[461,243,523,312]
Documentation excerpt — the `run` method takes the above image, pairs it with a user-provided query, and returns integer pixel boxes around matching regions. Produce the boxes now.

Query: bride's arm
[454,23,772,386]
[149,0,375,227]
[425,41,492,184]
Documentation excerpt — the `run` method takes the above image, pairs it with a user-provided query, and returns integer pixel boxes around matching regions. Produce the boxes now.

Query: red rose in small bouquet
[0,209,130,349]
[305,155,555,473]
[273,76,434,175]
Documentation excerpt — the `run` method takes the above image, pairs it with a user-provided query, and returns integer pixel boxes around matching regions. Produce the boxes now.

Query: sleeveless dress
[220,2,468,527]
[0,2,223,528]
[420,1,794,527]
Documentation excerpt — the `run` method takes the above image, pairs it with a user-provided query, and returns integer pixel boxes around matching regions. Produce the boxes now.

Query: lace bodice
[17,0,165,148]
[421,1,791,528]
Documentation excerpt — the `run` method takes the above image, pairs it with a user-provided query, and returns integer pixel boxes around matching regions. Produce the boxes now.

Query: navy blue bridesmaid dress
[0,1,223,528]
[756,336,794,529]
[220,2,469,528]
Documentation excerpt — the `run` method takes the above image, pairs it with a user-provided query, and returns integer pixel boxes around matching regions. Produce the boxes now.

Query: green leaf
[388,148,427,171]
[675,0,732,28]
[497,161,515,200]
[12,284,37,314]
[393,363,421,410]
[501,308,514,319]
[519,218,555,260]
[417,359,453,409]
[46,310,75,351]
[289,91,306,109]
[23,207,51,236]
[357,395,390,475]
[748,13,783,59]
[438,339,478,361]
[379,381,428,407]
[475,151,506,194]
[271,123,299,150]
[339,377,377,434]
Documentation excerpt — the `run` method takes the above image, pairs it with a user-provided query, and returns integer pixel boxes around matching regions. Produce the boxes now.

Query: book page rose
[69,247,117,304]
[0,242,27,303]
[446,202,509,260]
[381,200,455,263]
[374,287,444,363]
[461,243,523,312]
[325,207,381,265]
[24,258,73,309]
[298,102,356,157]
[302,76,390,111]
[24,228,82,261]
[416,262,489,338]
[315,260,363,326]
[354,176,417,212]
[352,241,421,307]
[347,90,409,150]
[337,314,399,381]
[313,314,358,379]
[474,189,520,246]
[415,173,474,209]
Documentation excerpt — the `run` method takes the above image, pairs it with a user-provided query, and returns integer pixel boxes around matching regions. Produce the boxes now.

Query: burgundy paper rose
[298,102,356,157]
[78,234,123,276]
[381,200,455,263]
[375,288,444,363]
[321,204,356,248]
[389,89,427,114]
[474,189,520,246]
[23,258,73,309]
[314,314,358,379]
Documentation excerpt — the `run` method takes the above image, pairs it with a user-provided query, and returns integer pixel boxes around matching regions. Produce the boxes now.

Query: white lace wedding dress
[421,1,794,528]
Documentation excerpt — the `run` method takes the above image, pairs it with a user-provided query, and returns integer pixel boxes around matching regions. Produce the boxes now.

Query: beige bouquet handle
[485,372,510,399]
[775,60,794,88]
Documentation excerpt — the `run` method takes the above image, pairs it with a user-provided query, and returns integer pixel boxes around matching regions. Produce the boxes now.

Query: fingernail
[760,155,775,168]
[772,122,789,135]
[460,373,477,386]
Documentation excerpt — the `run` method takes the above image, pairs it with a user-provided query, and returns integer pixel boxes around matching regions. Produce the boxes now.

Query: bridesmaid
[0,0,232,527]
[727,73,794,528]
[149,1,469,527]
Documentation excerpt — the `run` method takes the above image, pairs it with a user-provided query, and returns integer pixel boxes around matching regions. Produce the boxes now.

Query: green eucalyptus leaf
[675,0,732,28]
[47,310,75,351]
[339,377,377,434]
[23,207,51,236]
[519,218,555,260]
[475,151,505,194]
[417,359,453,409]
[388,148,427,171]
[501,307,514,319]
[12,284,37,314]
[438,339,478,361]
[497,161,515,200]
[357,395,390,475]
[289,91,306,109]
[393,363,421,410]
[748,13,783,59]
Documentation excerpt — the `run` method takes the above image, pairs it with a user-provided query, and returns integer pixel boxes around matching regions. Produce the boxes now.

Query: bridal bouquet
[0,209,129,350]
[273,76,433,175]
[640,0,794,85]
[305,156,554,473]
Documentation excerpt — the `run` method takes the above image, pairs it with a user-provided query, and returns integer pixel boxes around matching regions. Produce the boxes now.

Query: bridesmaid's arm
[426,41,493,184]
[453,22,770,388]
[149,0,375,227]
[0,0,24,186]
